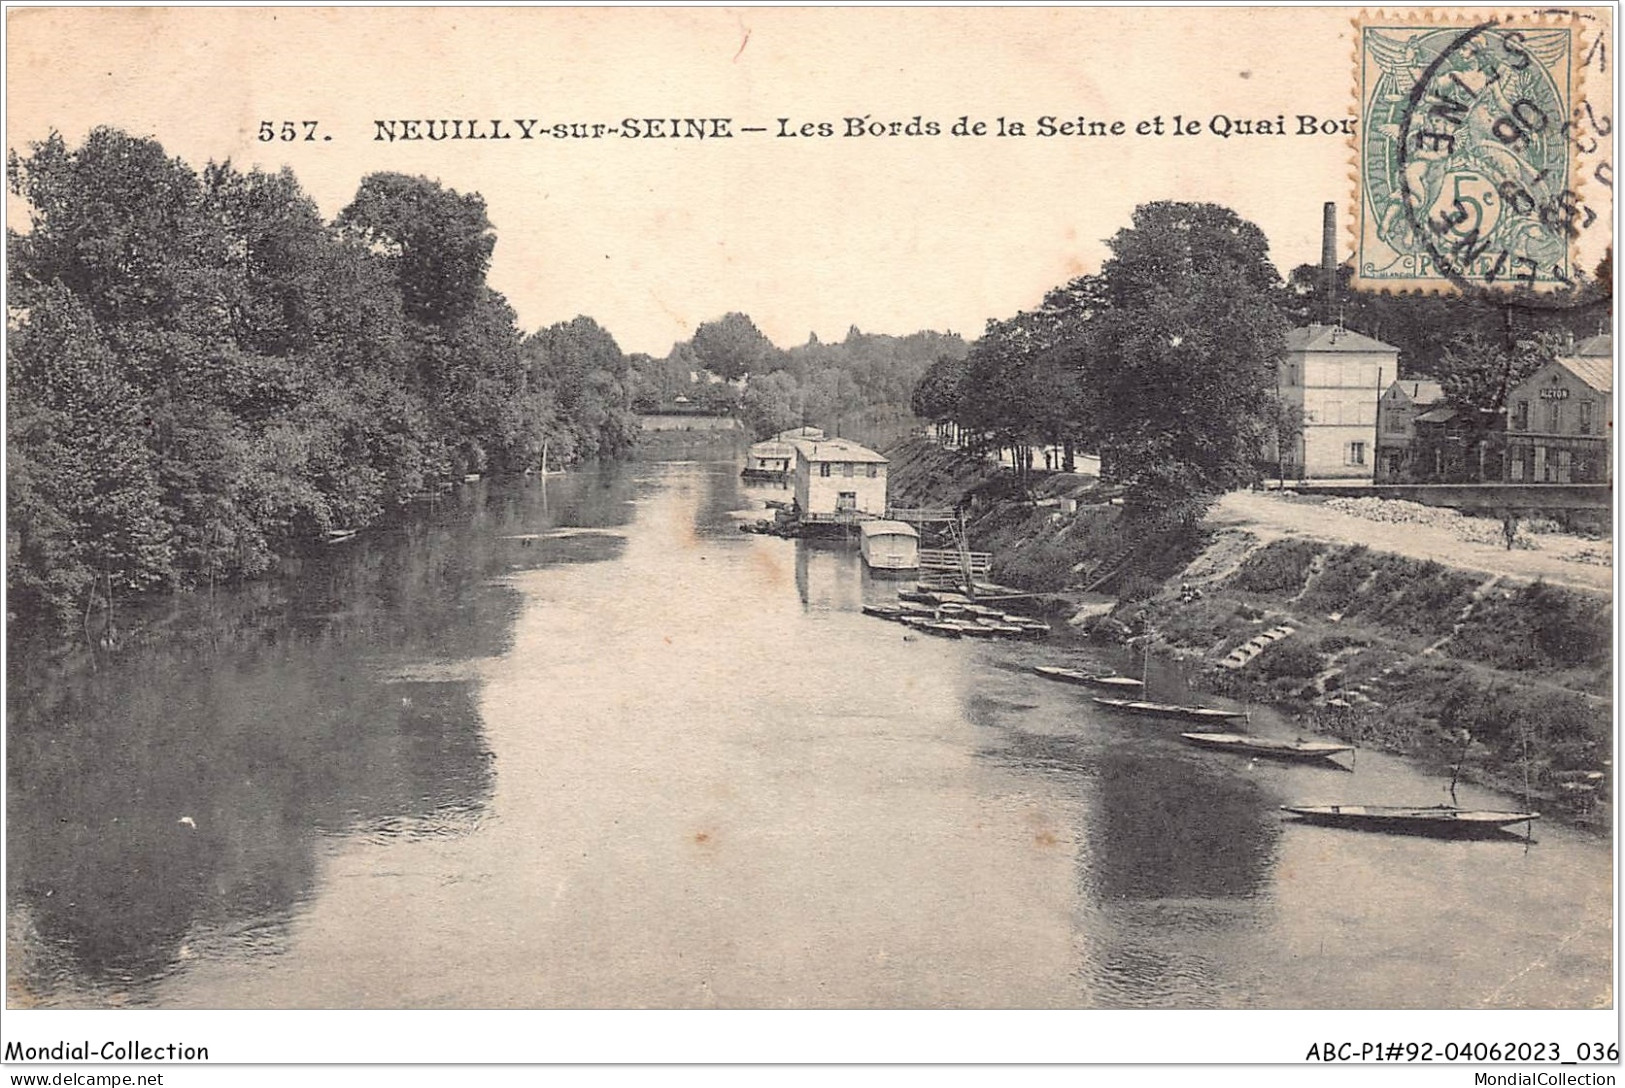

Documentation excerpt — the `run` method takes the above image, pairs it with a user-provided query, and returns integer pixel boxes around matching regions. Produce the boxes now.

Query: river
[5,457,1612,1009]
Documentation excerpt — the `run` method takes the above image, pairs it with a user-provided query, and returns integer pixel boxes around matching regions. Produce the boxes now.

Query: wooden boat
[1181,732,1353,762]
[973,619,1028,636]
[862,603,905,619]
[324,528,359,545]
[1280,804,1539,837]
[921,621,965,638]
[1032,666,1142,691]
[946,620,998,638]
[1092,697,1246,723]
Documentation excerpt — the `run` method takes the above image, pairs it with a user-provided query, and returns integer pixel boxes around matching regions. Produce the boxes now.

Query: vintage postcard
[2,5,1615,1080]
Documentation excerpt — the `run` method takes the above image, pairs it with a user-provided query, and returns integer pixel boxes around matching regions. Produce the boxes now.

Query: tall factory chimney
[1321,201,1338,326]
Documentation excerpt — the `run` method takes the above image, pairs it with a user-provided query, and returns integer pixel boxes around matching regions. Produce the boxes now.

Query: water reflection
[6,456,1612,1010]
[6,468,637,1006]
[1088,748,1278,902]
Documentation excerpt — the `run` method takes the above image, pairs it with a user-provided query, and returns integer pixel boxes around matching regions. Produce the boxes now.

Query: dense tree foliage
[1089,203,1287,512]
[915,201,1606,516]
[638,319,967,440]
[6,129,634,637]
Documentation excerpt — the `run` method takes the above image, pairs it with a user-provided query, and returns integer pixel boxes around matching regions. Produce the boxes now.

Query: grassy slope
[885,437,1613,824]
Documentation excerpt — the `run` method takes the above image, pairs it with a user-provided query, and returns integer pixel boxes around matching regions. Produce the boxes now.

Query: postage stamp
[1353,11,1596,293]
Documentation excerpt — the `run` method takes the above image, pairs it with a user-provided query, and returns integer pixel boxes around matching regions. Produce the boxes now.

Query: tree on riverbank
[1090,203,1287,515]
[913,202,1286,516]
[5,128,635,636]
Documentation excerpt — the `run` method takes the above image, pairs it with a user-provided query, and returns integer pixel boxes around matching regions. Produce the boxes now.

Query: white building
[1276,325,1398,479]
[790,437,889,522]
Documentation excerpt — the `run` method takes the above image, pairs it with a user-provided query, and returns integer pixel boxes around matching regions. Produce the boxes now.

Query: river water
[5,457,1612,1009]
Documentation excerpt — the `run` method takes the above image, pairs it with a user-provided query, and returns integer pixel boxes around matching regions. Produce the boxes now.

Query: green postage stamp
[1354,12,1599,292]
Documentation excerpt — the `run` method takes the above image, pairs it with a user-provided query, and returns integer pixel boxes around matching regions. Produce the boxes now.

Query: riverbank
[883,436,1614,828]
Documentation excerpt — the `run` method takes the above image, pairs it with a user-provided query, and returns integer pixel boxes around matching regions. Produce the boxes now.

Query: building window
[866,464,879,478]
[819,463,831,477]
[1513,400,1529,430]
[1348,441,1367,466]
[836,491,857,511]
[1548,402,1562,433]
[841,462,854,477]
[1383,408,1407,433]
[1579,400,1593,435]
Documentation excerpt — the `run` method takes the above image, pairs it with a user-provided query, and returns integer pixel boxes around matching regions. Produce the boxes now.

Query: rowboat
[1181,732,1353,762]
[1032,666,1143,691]
[862,603,905,619]
[1093,697,1246,722]
[1279,804,1539,837]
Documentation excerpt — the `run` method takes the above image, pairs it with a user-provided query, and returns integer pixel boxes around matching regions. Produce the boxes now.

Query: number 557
[258,121,323,142]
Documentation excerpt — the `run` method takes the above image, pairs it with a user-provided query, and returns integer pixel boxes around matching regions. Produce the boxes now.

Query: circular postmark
[1365,15,1607,307]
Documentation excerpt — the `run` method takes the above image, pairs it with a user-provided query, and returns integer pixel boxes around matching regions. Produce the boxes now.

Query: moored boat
[1032,666,1143,691]
[1181,732,1353,762]
[859,520,921,573]
[1279,804,1539,837]
[1092,697,1246,722]
[862,603,906,619]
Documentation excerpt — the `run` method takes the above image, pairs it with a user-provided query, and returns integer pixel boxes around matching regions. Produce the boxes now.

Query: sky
[5,7,1613,356]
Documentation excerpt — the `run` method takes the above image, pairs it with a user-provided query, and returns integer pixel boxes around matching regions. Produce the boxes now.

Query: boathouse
[789,437,888,522]
[743,426,828,480]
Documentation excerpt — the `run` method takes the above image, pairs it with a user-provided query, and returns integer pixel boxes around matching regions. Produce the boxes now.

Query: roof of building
[1554,355,1612,395]
[1284,324,1399,354]
[1575,333,1611,357]
[789,437,889,464]
[1387,378,1445,404]
[749,439,794,456]
[859,520,919,539]
[774,426,826,441]
[1415,407,1459,424]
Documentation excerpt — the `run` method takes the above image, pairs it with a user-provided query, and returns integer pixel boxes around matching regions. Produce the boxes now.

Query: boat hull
[1280,805,1539,838]
[1181,732,1353,762]
[1093,697,1246,723]
[1032,666,1143,691]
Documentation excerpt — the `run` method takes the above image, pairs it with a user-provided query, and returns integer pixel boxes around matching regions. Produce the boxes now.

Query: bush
[1228,539,1323,594]
[1451,581,1612,673]
[1257,639,1326,680]
[1296,545,1376,614]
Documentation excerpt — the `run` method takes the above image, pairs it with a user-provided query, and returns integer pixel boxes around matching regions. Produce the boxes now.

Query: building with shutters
[1273,325,1398,479]
[1504,339,1612,484]
[789,437,889,522]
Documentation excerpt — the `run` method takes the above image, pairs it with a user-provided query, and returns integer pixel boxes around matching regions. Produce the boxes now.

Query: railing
[800,510,878,525]
[919,548,991,575]
[886,507,956,523]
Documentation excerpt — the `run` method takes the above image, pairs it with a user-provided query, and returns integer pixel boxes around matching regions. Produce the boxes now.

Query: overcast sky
[7,8,1611,356]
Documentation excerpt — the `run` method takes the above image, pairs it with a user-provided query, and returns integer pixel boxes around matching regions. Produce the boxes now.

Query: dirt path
[1210,491,1613,594]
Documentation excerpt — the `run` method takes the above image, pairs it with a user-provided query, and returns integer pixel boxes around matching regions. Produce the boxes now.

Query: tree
[740,370,802,438]
[1091,202,1288,515]
[336,173,495,325]
[691,312,776,380]
[523,316,637,461]
[911,353,967,425]
[1434,330,1558,416]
